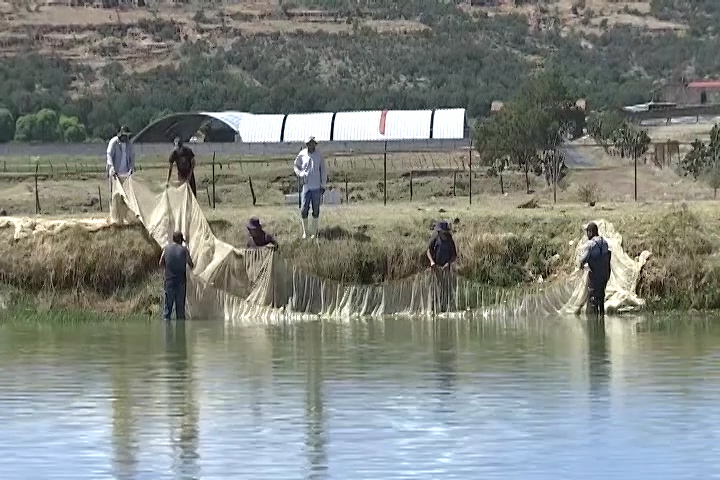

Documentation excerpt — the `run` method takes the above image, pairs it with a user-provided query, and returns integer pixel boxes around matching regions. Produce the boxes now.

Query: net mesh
[0,176,651,322]
[110,177,650,323]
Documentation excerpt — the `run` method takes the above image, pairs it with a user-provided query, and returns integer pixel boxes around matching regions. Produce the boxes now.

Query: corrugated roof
[333,110,384,141]
[238,114,285,143]
[201,111,248,133]
[432,108,466,139]
[283,112,334,143]
[384,110,433,140]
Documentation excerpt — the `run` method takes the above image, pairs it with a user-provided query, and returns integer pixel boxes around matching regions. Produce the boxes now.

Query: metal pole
[211,151,216,209]
[633,148,638,202]
[34,163,40,214]
[469,140,473,205]
[383,141,387,206]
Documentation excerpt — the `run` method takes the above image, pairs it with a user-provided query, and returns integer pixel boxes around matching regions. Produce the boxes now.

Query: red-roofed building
[657,80,720,105]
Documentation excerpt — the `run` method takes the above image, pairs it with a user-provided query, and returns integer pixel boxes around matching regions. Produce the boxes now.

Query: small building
[656,80,720,105]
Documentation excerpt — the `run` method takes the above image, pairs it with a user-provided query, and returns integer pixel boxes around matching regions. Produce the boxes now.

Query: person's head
[435,220,451,235]
[305,136,317,153]
[247,217,263,237]
[172,231,184,245]
[118,125,131,143]
[173,136,183,149]
[586,222,599,240]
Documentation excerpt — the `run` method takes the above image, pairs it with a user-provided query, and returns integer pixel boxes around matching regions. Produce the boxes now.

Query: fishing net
[105,177,651,323]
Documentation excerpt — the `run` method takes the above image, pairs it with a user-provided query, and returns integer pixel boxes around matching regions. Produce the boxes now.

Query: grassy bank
[1,198,720,315]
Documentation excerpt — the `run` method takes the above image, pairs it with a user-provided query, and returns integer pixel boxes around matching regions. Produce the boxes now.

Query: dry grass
[4,191,720,312]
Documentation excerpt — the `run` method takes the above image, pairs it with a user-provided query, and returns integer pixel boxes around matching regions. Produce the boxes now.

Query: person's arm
[189,150,196,175]
[320,153,327,192]
[129,143,135,174]
[293,152,307,179]
[106,138,116,177]
[159,248,166,267]
[186,248,195,269]
[426,237,436,267]
[578,242,592,269]
[166,153,175,186]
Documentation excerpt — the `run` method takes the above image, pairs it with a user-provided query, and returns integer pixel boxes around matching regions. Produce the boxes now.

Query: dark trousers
[180,173,197,198]
[586,286,606,318]
[164,280,187,320]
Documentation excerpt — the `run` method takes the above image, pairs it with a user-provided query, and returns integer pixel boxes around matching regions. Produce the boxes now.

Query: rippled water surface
[2,315,720,479]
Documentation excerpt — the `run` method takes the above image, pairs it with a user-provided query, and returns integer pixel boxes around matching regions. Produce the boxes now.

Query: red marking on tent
[379,109,388,135]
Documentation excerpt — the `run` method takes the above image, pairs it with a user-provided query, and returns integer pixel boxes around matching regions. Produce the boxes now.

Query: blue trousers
[301,188,322,219]
[163,281,187,320]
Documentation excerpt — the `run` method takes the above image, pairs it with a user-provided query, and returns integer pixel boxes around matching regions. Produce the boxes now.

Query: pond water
[1,315,720,479]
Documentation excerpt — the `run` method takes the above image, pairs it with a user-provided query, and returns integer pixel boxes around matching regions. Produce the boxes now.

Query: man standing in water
[167,137,197,198]
[160,231,195,321]
[579,222,612,318]
[106,125,135,203]
[293,136,327,239]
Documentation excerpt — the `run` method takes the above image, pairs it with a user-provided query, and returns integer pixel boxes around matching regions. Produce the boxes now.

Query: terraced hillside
[0,0,719,140]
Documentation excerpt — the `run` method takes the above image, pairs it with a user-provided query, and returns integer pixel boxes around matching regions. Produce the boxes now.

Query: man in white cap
[293,136,327,239]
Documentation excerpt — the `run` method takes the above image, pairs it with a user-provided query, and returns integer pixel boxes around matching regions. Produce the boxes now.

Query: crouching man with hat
[245,217,279,250]
[293,136,327,240]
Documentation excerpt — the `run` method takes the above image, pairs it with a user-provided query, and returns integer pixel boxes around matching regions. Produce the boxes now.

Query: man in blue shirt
[293,136,328,240]
[579,222,612,317]
[159,231,195,321]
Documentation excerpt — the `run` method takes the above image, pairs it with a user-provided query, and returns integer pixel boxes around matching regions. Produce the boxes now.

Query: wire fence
[0,141,716,216]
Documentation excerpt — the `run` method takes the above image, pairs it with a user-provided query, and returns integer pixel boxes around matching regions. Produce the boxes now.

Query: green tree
[58,115,88,142]
[14,113,37,142]
[681,139,710,180]
[0,108,14,143]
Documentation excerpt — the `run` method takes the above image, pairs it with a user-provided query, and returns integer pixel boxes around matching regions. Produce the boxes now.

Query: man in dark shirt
[579,222,612,318]
[426,220,458,313]
[167,137,197,198]
[159,231,195,321]
[246,217,279,250]
[426,220,457,268]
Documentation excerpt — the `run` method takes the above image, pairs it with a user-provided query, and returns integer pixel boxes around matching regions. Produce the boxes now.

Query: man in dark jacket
[159,231,195,321]
[426,220,458,313]
[427,220,457,269]
[579,222,612,317]
[167,137,197,198]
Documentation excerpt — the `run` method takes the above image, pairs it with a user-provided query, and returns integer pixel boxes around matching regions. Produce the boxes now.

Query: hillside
[1,0,720,140]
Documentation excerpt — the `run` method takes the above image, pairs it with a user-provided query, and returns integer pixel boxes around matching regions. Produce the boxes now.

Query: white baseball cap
[305,136,317,145]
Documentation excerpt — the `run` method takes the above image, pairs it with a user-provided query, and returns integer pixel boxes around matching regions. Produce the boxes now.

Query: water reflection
[432,319,457,399]
[304,322,328,480]
[164,322,200,480]
[3,314,720,480]
[110,352,138,480]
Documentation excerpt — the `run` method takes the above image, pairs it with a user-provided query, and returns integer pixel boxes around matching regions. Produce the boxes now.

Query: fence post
[633,148,638,202]
[409,171,413,201]
[469,140,473,205]
[453,171,457,196]
[211,152,216,209]
[345,173,349,204]
[98,186,103,212]
[298,177,302,208]
[248,175,257,206]
[383,141,387,206]
[34,163,41,214]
